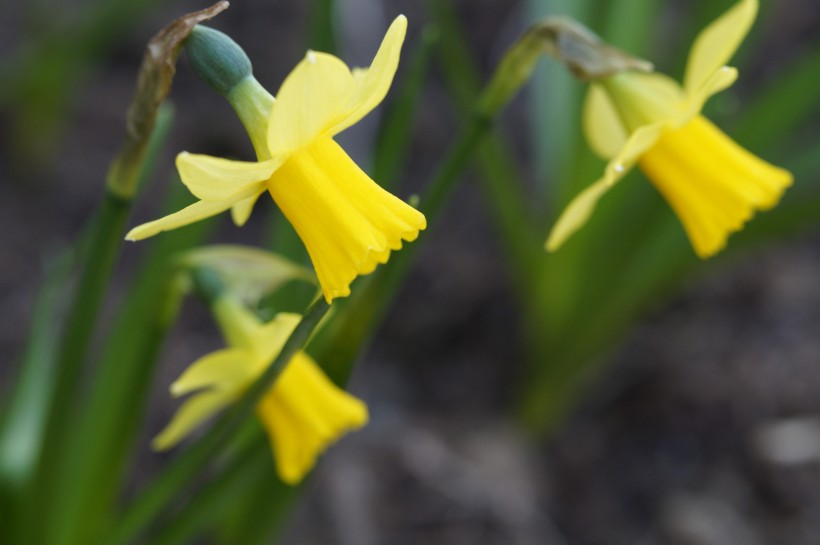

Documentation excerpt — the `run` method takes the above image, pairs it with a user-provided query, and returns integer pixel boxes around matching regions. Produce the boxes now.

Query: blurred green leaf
[308,0,337,53]
[525,0,592,207]
[45,181,216,545]
[0,249,74,496]
[732,44,820,152]
[150,432,276,545]
[372,24,439,188]
[428,0,541,284]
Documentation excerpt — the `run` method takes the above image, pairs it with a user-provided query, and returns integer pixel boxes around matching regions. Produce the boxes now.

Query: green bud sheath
[186,25,253,96]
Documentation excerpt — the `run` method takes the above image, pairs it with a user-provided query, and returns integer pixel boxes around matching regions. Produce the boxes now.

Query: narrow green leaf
[524,0,592,206]
[600,0,661,54]
[732,45,820,152]
[150,433,273,545]
[45,181,216,545]
[0,250,74,495]
[427,0,541,283]
[372,24,439,188]
[308,0,337,53]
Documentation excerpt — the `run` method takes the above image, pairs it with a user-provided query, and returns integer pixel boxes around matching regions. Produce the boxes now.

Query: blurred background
[2,0,820,544]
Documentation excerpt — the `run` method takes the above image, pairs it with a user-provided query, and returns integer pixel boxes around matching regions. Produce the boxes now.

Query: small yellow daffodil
[153,298,368,485]
[546,0,792,258]
[127,16,426,301]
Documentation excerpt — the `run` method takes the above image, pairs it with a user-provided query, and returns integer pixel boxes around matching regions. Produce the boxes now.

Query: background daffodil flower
[153,298,368,485]
[546,0,792,258]
[127,15,426,302]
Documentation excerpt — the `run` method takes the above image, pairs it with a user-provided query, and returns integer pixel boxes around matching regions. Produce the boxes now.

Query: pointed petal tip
[124,228,142,241]
[151,435,171,452]
[544,236,560,253]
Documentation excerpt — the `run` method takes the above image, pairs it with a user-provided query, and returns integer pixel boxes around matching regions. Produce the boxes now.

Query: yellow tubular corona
[640,116,792,257]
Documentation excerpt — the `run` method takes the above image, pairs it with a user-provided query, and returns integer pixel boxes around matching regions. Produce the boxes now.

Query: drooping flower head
[127,16,426,301]
[153,297,368,484]
[546,0,791,258]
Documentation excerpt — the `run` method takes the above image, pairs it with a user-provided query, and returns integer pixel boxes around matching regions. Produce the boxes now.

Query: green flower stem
[46,186,215,545]
[308,0,337,54]
[14,103,174,545]
[13,194,130,545]
[150,434,272,545]
[373,24,439,188]
[428,0,542,289]
[40,101,172,446]
[0,249,74,509]
[98,295,331,545]
[313,109,495,384]
[53,191,131,395]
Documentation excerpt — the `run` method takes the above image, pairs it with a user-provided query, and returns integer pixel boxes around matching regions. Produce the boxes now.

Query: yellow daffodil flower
[127,16,426,301]
[153,298,368,484]
[546,0,792,258]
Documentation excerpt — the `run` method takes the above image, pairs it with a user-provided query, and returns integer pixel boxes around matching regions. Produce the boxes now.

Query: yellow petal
[267,51,355,157]
[266,136,425,302]
[212,297,266,351]
[546,180,612,252]
[323,15,407,137]
[583,84,627,159]
[176,152,280,201]
[231,193,262,226]
[601,72,684,130]
[251,312,302,366]
[639,115,791,258]
[256,352,368,484]
[170,348,252,397]
[546,123,663,251]
[683,0,757,97]
[682,66,738,120]
[126,199,238,241]
[152,390,235,450]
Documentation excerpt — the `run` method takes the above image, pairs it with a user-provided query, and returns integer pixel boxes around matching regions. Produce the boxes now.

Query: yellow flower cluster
[138,1,794,487]
[140,17,419,485]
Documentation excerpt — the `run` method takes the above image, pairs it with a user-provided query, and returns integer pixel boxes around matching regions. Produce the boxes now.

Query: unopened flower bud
[186,25,252,96]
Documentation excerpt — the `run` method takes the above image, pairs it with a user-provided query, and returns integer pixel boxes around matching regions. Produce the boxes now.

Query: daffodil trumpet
[153,294,367,485]
[126,16,426,302]
[546,0,792,258]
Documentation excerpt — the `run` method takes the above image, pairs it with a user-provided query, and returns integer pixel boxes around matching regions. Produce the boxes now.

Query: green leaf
[524,0,592,206]
[372,24,439,188]
[44,181,216,545]
[0,249,74,496]
[732,44,820,152]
